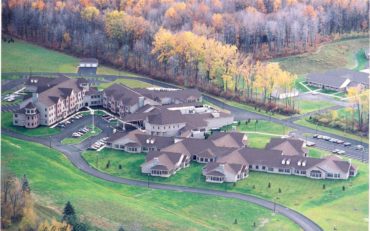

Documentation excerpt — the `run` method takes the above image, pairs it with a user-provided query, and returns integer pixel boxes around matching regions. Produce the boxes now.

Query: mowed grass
[83,146,369,231]
[273,37,368,75]
[61,125,102,145]
[297,100,335,114]
[1,135,300,231]
[98,78,154,89]
[1,112,60,136]
[1,39,143,77]
[221,120,293,148]
[295,118,369,144]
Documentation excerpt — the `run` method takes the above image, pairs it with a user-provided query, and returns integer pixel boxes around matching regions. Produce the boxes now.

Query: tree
[22,174,30,193]
[268,182,271,188]
[37,219,72,231]
[63,201,77,226]
[81,6,100,22]
[118,226,125,231]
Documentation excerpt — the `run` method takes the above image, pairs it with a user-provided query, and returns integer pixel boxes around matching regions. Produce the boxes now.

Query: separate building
[265,138,308,156]
[306,68,369,92]
[78,58,98,75]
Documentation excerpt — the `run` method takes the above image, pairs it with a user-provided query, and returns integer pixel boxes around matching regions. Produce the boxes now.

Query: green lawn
[82,147,368,231]
[221,120,293,148]
[1,39,143,77]
[98,78,154,89]
[61,125,102,145]
[297,100,335,114]
[1,135,299,231]
[273,37,368,75]
[1,112,60,136]
[295,118,369,144]
[354,49,368,71]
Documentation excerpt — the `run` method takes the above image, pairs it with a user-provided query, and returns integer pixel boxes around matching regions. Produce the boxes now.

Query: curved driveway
[3,129,322,231]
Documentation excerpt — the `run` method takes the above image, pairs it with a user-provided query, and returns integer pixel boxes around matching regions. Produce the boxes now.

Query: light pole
[49,136,52,148]
[91,109,95,133]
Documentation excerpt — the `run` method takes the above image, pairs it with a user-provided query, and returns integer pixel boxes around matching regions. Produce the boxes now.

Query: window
[278,168,284,173]
[14,114,18,118]
[268,167,274,172]
[14,120,18,124]
[255,165,259,170]
[262,166,266,170]
[284,169,290,173]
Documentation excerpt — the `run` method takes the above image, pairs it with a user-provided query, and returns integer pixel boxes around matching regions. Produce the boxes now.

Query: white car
[337,150,346,155]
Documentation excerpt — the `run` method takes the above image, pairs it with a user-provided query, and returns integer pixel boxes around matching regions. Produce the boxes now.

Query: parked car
[306,141,316,147]
[332,149,339,153]
[329,138,337,143]
[336,140,344,144]
[337,150,346,155]
[313,134,319,138]
[355,145,364,150]
[343,142,351,147]
[323,136,331,141]
[317,135,323,139]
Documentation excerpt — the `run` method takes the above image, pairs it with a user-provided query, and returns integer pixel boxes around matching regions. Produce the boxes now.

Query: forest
[2,0,368,114]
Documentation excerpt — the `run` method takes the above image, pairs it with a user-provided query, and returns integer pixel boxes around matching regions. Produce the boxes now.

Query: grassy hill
[273,37,368,75]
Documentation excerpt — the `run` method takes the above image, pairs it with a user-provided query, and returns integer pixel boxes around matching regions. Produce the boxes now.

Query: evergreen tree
[268,182,271,188]
[63,201,78,226]
[22,174,31,193]
[73,223,88,231]
[118,226,125,231]
[322,184,326,190]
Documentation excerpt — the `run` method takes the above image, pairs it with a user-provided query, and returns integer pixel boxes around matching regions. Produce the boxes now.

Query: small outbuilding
[78,58,98,76]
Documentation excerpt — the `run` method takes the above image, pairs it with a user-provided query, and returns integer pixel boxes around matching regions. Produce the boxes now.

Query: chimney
[32,93,38,102]
[138,96,145,108]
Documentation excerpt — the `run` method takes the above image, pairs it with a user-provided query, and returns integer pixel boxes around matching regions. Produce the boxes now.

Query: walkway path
[2,129,323,231]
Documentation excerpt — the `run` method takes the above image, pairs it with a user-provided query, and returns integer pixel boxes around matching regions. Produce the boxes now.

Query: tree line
[2,0,368,114]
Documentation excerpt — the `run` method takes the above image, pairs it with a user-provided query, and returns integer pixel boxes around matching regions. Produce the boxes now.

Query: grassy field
[1,39,143,77]
[295,118,368,144]
[273,37,368,75]
[98,78,154,89]
[297,100,335,114]
[82,146,368,231]
[1,112,60,136]
[1,135,299,231]
[61,125,102,145]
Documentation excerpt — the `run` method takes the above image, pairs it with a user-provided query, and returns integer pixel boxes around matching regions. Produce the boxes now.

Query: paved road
[2,128,322,231]
[2,72,368,161]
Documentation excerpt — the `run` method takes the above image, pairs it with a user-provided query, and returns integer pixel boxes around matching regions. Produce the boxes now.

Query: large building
[14,76,218,132]
[78,58,98,76]
[14,76,90,127]
[306,68,369,92]
[121,103,234,138]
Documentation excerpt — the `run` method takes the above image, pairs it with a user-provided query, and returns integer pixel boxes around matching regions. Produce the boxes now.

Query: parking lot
[51,109,120,152]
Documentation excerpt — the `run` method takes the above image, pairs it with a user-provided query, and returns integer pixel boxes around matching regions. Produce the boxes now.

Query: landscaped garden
[1,112,60,136]
[2,135,299,231]
[82,145,368,231]
[61,125,102,145]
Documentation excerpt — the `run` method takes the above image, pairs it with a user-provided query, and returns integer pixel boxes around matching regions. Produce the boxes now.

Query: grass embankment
[273,37,368,75]
[61,125,102,145]
[1,39,143,77]
[295,118,368,144]
[82,146,368,231]
[1,112,60,136]
[1,135,299,231]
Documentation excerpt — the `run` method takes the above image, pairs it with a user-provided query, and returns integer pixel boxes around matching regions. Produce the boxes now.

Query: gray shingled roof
[104,84,143,106]
[265,138,307,156]
[306,68,369,89]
